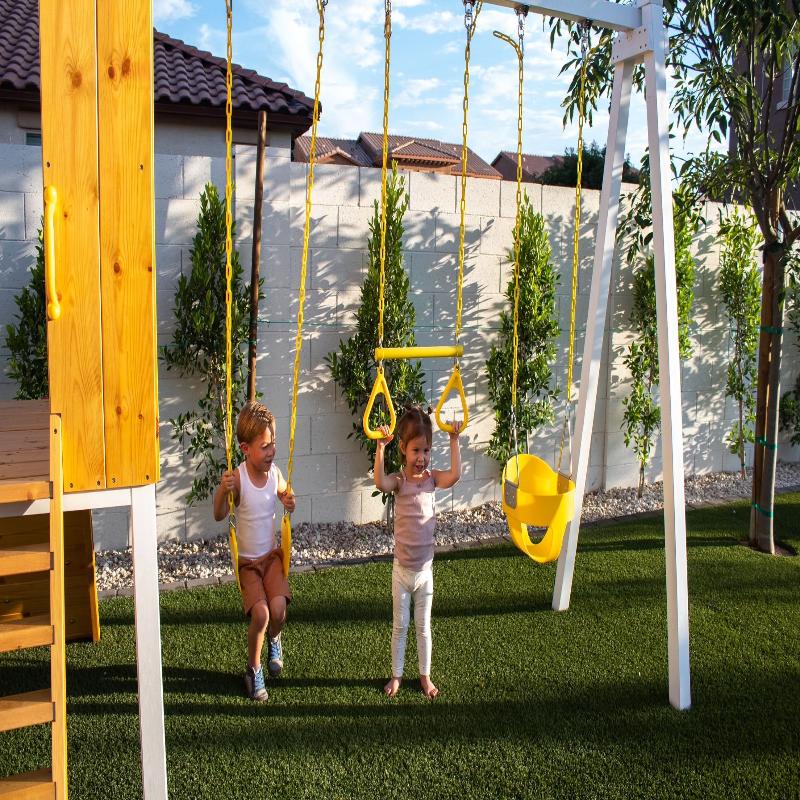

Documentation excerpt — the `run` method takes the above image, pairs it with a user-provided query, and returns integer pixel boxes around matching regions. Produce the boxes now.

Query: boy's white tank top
[236,462,278,559]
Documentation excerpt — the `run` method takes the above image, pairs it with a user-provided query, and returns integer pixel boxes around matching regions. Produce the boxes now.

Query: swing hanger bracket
[610,20,666,64]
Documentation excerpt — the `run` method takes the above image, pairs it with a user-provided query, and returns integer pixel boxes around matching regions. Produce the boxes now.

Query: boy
[213,401,296,702]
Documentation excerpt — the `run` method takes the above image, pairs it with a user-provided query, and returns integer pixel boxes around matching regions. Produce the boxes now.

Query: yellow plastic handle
[280,513,291,578]
[435,365,469,433]
[43,185,60,321]
[363,367,397,440]
[375,345,464,360]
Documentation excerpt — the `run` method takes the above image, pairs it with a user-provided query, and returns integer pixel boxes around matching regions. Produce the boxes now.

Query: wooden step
[0,544,50,577]
[0,690,54,734]
[0,616,53,653]
[0,480,51,505]
[0,769,55,799]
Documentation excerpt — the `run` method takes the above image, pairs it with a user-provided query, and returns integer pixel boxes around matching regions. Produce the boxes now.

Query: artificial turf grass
[0,494,798,799]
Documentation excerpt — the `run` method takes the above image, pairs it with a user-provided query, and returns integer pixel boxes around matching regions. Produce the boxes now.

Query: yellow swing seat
[501,454,576,564]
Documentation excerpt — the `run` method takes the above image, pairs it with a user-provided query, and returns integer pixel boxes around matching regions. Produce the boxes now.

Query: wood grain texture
[39,1,106,493]
[0,690,54,734]
[0,768,55,799]
[97,0,160,488]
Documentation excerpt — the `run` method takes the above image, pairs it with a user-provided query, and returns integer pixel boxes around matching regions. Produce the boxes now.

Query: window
[25,131,42,146]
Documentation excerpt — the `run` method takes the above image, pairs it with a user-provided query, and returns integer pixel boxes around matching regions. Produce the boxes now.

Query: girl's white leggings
[391,561,434,677]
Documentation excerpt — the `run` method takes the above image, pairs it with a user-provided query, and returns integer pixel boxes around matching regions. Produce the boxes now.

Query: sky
[153,0,716,167]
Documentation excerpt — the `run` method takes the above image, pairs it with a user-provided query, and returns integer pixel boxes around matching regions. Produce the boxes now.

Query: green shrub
[326,163,426,500]
[4,227,48,400]
[161,183,255,504]
[719,209,761,475]
[486,193,559,466]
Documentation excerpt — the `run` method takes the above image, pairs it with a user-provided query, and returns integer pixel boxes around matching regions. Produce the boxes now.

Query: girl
[374,406,462,699]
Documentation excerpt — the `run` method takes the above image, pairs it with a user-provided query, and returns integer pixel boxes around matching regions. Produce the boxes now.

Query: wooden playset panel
[0,511,100,643]
[97,0,160,489]
[39,0,106,493]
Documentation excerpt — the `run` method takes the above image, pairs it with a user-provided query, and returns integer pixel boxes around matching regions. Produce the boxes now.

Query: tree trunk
[738,397,745,479]
[754,244,786,554]
[750,245,775,544]
[247,110,267,402]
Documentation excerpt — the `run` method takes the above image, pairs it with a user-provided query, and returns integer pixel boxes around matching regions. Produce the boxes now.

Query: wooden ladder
[0,404,67,799]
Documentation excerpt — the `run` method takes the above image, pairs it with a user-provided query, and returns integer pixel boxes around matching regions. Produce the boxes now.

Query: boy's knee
[268,596,287,622]
[250,601,269,629]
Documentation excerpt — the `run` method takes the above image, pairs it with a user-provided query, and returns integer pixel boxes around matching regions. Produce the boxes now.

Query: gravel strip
[95,463,800,592]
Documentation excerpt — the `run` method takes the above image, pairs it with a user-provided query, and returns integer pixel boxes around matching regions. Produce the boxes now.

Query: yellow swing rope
[223,0,240,584]
[282,0,328,575]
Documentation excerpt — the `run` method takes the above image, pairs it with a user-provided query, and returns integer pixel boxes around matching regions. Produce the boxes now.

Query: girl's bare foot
[420,675,439,699]
[384,676,402,697]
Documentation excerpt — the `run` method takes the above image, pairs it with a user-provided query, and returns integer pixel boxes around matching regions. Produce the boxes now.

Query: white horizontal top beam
[481,0,644,32]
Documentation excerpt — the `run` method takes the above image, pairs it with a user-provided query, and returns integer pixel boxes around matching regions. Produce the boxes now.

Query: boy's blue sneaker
[244,665,269,702]
[267,633,283,678]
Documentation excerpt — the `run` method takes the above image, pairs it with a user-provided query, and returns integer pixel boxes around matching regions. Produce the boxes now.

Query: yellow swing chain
[557,20,590,476]
[494,11,524,460]
[287,0,327,493]
[224,0,235,518]
[375,0,392,391]
[456,0,482,350]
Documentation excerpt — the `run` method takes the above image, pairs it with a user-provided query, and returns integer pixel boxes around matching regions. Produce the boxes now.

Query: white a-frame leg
[551,0,692,710]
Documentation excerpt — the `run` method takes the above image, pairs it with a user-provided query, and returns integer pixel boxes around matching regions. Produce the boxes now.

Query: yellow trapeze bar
[374,345,464,360]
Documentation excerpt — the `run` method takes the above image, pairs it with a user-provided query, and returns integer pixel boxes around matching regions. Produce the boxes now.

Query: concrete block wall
[1,141,799,548]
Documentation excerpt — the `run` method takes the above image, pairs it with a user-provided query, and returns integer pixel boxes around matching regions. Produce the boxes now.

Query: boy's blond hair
[236,400,276,445]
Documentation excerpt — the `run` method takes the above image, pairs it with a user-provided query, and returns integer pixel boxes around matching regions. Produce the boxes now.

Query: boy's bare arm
[374,425,401,494]
[433,421,462,489]
[213,469,240,521]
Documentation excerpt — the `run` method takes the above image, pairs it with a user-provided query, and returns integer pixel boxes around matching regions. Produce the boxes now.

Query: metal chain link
[287,0,327,491]
[455,0,482,350]
[377,0,392,357]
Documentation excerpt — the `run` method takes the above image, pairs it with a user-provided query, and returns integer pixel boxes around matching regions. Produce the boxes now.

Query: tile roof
[0,0,313,130]
[296,132,501,179]
[492,151,562,181]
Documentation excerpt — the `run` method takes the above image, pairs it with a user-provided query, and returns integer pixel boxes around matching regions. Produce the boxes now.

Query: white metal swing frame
[484,0,691,711]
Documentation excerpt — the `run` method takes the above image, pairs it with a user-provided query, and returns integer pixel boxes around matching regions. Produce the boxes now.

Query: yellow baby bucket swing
[223,0,328,581]
[362,0,482,439]
[497,17,591,565]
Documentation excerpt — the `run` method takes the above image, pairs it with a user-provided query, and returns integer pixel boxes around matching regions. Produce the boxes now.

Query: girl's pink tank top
[393,470,436,570]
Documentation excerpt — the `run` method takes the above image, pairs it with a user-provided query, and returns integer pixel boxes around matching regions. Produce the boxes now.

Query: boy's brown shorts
[238,548,292,616]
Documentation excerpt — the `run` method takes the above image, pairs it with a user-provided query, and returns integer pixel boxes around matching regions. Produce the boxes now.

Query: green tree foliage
[4,226,48,400]
[161,183,254,504]
[486,193,559,466]
[719,209,761,476]
[620,179,699,496]
[326,164,426,498]
[539,141,640,189]
[550,0,800,548]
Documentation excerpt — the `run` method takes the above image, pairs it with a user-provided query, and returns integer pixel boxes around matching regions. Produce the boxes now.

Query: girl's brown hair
[396,405,433,459]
